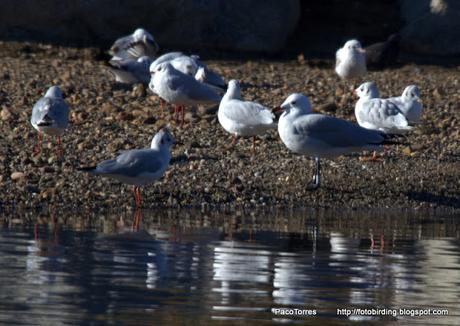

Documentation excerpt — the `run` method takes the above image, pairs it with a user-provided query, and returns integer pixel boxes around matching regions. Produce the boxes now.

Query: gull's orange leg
[33,133,43,156]
[55,136,64,158]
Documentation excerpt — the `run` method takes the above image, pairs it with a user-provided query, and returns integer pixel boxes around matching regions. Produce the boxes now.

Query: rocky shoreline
[0,43,459,212]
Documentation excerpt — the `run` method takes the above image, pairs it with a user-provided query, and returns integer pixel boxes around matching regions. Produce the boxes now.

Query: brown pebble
[11,172,25,181]
[1,108,12,121]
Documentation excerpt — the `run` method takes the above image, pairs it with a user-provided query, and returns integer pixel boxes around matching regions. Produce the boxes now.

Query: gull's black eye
[291,101,296,105]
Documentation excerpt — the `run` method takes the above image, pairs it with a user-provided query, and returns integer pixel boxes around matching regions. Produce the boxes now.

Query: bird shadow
[406,191,460,209]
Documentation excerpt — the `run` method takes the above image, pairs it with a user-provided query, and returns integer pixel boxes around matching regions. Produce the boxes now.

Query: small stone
[132,84,146,97]
[116,112,134,121]
[1,108,12,121]
[402,146,412,156]
[11,172,25,181]
[143,116,156,124]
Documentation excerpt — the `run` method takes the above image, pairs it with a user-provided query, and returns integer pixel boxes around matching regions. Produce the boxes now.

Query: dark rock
[400,0,460,55]
[0,0,300,53]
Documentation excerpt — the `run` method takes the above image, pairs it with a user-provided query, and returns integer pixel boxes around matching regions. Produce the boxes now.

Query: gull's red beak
[273,106,283,113]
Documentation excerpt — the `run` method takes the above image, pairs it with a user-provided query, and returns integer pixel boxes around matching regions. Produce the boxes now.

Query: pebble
[11,172,25,181]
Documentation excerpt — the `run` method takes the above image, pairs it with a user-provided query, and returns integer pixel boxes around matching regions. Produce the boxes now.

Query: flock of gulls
[30,28,423,207]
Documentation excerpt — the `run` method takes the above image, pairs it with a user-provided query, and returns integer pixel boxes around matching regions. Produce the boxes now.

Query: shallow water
[0,209,459,325]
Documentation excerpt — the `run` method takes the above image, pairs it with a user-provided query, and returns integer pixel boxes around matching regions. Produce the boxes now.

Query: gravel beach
[0,42,459,211]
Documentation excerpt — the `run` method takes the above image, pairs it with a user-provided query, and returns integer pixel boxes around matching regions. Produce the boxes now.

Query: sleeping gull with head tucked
[78,127,175,208]
[31,86,69,158]
[109,28,159,61]
[277,93,394,190]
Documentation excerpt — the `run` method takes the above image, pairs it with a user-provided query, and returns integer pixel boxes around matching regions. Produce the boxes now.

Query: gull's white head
[151,127,176,150]
[343,39,363,52]
[401,85,421,101]
[150,61,171,75]
[45,86,63,98]
[225,79,241,100]
[133,28,153,42]
[355,82,379,99]
[194,67,206,82]
[279,93,312,114]
[138,56,152,64]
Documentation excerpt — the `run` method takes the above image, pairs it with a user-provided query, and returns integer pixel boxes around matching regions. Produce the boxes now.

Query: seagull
[388,85,423,123]
[78,128,175,209]
[335,39,367,79]
[109,28,159,61]
[151,52,225,89]
[107,56,153,84]
[31,86,69,157]
[149,62,221,126]
[354,82,412,134]
[365,34,400,69]
[195,67,226,94]
[218,80,276,154]
[277,93,393,190]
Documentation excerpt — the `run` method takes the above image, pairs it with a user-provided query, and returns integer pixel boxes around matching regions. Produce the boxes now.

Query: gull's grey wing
[96,149,165,177]
[109,59,151,84]
[358,99,409,130]
[167,73,221,103]
[125,40,157,60]
[151,52,184,70]
[109,35,133,56]
[293,114,384,148]
[201,68,225,88]
[221,100,274,126]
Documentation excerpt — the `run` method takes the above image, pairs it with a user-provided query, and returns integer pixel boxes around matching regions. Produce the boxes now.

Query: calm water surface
[0,209,459,325]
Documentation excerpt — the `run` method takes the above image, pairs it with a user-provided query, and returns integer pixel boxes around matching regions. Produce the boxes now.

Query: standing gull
[149,62,221,126]
[388,85,423,123]
[78,128,175,208]
[31,86,69,157]
[277,93,393,190]
[218,80,276,154]
[109,28,159,61]
[335,39,367,79]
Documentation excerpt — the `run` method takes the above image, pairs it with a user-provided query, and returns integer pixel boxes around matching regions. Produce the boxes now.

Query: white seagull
[388,85,423,123]
[218,80,276,153]
[109,28,159,61]
[335,39,367,79]
[107,56,153,84]
[151,52,226,90]
[277,93,393,189]
[31,86,70,157]
[78,128,175,208]
[354,81,412,134]
[149,62,221,126]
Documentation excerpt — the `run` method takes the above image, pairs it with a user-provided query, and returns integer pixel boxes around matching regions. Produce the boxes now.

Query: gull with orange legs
[31,86,69,158]
[78,128,175,209]
[149,62,221,126]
